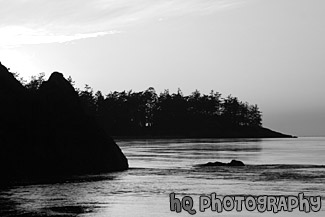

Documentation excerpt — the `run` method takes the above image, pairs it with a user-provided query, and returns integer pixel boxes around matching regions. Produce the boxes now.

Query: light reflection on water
[0,137,325,216]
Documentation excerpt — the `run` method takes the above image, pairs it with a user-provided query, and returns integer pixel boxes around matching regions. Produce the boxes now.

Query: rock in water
[228,160,245,166]
[199,159,245,167]
[0,62,128,181]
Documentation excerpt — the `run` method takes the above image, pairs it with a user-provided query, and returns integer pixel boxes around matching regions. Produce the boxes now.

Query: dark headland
[0,62,128,183]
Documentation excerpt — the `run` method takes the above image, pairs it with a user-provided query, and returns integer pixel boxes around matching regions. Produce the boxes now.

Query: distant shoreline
[112,127,296,140]
[113,136,296,140]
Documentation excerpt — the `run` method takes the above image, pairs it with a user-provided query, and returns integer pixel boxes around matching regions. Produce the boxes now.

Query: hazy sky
[0,0,324,136]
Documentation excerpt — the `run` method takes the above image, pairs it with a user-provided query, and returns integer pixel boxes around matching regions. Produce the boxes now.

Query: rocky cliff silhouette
[0,62,128,182]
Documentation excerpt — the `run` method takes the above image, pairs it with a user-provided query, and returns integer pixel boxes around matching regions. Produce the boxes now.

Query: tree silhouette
[13,72,265,137]
[25,73,45,91]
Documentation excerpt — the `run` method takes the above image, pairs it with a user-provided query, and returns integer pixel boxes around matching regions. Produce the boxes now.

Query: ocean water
[0,137,324,217]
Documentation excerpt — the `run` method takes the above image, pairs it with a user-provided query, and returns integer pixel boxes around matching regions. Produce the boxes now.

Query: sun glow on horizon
[0,49,46,80]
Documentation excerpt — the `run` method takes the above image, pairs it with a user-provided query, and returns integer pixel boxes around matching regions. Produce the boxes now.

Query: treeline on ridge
[14,72,262,137]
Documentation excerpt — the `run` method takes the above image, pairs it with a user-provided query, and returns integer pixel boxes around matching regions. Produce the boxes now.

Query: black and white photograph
[0,0,324,216]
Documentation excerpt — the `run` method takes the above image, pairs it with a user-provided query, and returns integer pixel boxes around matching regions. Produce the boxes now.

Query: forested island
[0,60,294,182]
[13,69,293,139]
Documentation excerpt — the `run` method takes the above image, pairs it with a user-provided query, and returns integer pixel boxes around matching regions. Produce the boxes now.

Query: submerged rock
[199,159,245,167]
[0,62,128,181]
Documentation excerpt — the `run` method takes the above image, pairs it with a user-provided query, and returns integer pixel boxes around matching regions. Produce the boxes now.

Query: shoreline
[111,126,296,140]
[113,136,296,140]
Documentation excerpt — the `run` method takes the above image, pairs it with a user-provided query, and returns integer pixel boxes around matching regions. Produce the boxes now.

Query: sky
[0,0,324,137]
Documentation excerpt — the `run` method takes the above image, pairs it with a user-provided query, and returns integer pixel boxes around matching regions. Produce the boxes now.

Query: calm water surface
[1,137,324,217]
